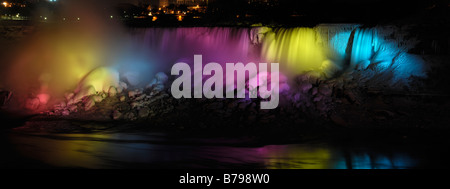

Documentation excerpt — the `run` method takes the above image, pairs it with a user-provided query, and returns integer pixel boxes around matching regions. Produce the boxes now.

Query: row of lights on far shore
[2,13,195,22]
[2,0,55,7]
[34,15,187,22]
[2,1,27,8]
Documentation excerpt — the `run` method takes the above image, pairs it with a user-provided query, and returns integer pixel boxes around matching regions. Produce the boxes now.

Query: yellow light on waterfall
[78,67,119,93]
[6,26,111,107]
[262,28,331,76]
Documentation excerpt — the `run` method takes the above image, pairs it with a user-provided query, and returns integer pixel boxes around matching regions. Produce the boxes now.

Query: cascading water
[350,28,380,68]
[1,24,426,112]
[130,27,261,68]
[346,27,426,84]
[261,27,331,77]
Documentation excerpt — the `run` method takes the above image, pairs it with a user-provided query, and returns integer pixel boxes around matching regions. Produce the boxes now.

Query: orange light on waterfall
[152,16,157,21]
[177,15,183,21]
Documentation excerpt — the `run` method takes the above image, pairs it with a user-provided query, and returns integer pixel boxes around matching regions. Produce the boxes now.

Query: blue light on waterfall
[350,28,380,68]
[112,50,156,87]
[329,31,352,59]
[347,28,426,84]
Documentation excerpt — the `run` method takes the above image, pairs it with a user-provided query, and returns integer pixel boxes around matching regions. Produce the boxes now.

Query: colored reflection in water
[262,145,333,169]
[333,151,418,169]
[7,133,419,169]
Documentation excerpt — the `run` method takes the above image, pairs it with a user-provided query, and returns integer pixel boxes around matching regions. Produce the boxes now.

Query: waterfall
[3,25,426,111]
[261,27,330,76]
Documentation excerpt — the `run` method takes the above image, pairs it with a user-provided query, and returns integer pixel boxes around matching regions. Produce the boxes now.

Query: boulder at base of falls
[111,110,122,120]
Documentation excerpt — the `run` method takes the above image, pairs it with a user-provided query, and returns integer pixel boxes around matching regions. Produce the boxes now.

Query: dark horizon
[2,0,448,26]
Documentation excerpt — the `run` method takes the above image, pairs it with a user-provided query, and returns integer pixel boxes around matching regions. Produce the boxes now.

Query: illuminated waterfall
[350,28,380,68]
[2,25,426,111]
[347,28,426,83]
[261,27,331,76]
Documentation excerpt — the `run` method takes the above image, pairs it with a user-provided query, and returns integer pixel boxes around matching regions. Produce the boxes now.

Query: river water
[3,131,448,169]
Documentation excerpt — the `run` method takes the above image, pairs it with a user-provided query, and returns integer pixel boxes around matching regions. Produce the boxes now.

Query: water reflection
[334,152,417,169]
[7,133,418,169]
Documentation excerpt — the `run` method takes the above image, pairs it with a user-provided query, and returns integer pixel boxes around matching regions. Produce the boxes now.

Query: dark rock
[207,101,223,109]
[124,111,137,121]
[311,87,318,96]
[330,114,348,127]
[318,84,332,96]
[130,101,142,109]
[344,90,359,104]
[227,101,239,109]
[148,93,169,104]
[238,102,249,109]
[293,93,301,102]
[313,95,323,102]
[138,107,150,118]
[296,75,310,83]
[299,83,312,93]
[316,101,330,113]
[260,115,276,123]
[116,102,131,111]
[135,94,146,101]
[61,110,70,116]
[345,82,358,90]
[245,116,256,124]
[373,109,396,118]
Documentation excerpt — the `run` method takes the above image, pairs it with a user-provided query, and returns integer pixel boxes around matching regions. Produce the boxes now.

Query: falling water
[1,24,426,111]
[347,27,426,84]
[261,27,331,76]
